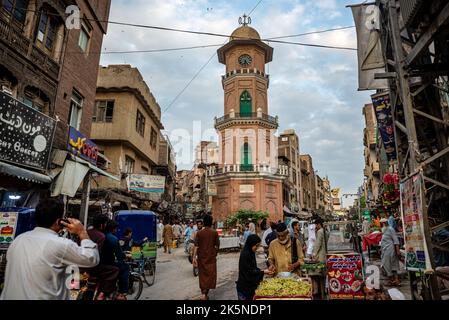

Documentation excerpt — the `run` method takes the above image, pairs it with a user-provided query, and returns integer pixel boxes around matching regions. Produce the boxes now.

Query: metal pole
[80,173,91,227]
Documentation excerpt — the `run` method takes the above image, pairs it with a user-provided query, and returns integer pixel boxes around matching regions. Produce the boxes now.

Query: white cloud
[100,0,373,195]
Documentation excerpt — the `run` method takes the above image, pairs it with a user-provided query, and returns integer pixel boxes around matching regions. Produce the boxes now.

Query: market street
[141,245,267,300]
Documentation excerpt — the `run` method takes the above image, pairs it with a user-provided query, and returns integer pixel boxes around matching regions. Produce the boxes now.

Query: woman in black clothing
[236,234,274,300]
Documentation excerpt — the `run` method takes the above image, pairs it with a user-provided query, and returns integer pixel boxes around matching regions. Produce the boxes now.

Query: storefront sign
[208,182,217,196]
[0,92,56,170]
[240,184,254,193]
[400,172,432,271]
[128,174,165,193]
[67,126,98,165]
[371,92,397,161]
[0,212,18,249]
[327,253,365,300]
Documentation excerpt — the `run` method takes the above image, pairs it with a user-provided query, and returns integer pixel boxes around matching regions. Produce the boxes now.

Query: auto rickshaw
[115,210,157,286]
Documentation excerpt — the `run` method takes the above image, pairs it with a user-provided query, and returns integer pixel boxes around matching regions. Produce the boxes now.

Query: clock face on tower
[238,54,252,67]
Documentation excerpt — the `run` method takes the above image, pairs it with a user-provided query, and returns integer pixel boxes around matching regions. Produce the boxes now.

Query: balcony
[208,164,288,177]
[222,68,269,82]
[371,161,380,175]
[215,112,278,129]
[0,16,60,80]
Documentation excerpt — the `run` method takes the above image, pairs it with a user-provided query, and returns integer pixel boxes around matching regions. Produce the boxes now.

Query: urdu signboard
[0,92,56,170]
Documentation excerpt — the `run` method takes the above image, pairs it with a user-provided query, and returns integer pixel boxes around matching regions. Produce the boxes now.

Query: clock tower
[209,16,287,224]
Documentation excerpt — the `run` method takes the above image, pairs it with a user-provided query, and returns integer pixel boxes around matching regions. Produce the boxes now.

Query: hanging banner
[327,253,365,300]
[400,172,432,271]
[128,174,165,193]
[371,92,397,161]
[0,92,56,170]
[208,182,217,196]
[351,4,388,90]
[67,126,98,165]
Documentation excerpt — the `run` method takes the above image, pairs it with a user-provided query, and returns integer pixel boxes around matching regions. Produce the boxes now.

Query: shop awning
[0,161,52,184]
[69,155,120,182]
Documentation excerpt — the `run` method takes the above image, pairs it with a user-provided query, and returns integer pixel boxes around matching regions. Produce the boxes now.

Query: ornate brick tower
[209,16,288,224]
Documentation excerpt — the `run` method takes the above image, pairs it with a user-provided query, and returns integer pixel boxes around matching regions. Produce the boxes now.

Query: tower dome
[230,25,261,41]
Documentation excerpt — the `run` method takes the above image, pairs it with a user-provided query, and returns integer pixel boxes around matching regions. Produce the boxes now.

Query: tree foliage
[226,209,269,226]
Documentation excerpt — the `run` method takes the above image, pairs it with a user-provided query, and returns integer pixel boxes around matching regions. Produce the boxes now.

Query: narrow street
[141,245,267,300]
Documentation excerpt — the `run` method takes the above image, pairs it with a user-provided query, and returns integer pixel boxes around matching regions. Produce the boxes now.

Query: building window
[93,100,114,122]
[69,90,83,130]
[36,9,58,51]
[293,169,297,185]
[141,166,149,175]
[150,127,157,149]
[2,0,27,25]
[136,110,145,136]
[241,142,252,171]
[78,20,92,53]
[125,156,135,174]
[239,91,252,117]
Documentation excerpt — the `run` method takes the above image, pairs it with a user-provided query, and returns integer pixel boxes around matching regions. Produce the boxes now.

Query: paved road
[140,246,241,300]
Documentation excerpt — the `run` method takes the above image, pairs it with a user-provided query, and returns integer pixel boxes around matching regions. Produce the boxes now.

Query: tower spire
[238,14,251,26]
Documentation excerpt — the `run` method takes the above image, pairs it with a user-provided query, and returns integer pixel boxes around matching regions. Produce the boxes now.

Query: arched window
[241,142,252,171]
[239,91,252,117]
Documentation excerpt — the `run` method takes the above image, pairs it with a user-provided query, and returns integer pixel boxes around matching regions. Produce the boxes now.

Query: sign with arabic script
[327,253,365,300]
[0,92,56,170]
[371,92,397,161]
[67,126,98,165]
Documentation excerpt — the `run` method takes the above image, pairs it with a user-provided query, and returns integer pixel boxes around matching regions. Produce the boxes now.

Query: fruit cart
[253,276,313,300]
[301,260,327,299]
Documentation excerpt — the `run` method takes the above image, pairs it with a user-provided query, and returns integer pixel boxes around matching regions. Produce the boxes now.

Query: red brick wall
[53,0,111,149]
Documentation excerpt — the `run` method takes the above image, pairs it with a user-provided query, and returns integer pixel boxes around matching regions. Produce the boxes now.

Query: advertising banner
[351,4,388,90]
[371,92,397,161]
[0,92,56,170]
[128,174,165,193]
[67,126,98,165]
[0,212,18,249]
[327,253,365,300]
[400,172,432,271]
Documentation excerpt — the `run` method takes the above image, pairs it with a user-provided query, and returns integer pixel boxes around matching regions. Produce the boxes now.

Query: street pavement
[140,245,250,300]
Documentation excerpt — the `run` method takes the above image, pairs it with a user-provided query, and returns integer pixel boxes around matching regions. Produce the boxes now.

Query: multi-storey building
[362,103,380,207]
[278,129,301,213]
[300,154,316,212]
[209,20,288,224]
[0,1,111,207]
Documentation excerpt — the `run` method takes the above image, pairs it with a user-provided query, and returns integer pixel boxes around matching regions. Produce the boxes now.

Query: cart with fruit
[253,276,313,300]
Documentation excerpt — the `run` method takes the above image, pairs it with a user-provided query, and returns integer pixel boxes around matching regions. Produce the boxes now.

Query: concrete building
[362,103,380,207]
[278,129,301,213]
[0,0,111,207]
[209,21,288,224]
[300,155,316,213]
[322,177,333,213]
[90,65,172,206]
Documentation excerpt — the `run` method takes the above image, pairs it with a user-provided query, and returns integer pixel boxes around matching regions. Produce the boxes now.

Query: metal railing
[215,112,278,126]
[0,15,60,79]
[208,164,289,176]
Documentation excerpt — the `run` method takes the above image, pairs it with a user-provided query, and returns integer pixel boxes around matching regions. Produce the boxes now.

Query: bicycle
[75,261,143,300]
[130,239,156,287]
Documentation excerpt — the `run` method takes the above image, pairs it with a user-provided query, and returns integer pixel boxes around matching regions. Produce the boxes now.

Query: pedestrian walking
[312,218,327,263]
[193,215,220,300]
[157,219,164,247]
[162,220,174,254]
[0,198,99,300]
[380,218,403,286]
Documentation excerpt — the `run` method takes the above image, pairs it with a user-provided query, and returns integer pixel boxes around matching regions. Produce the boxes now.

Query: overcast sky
[100,0,373,207]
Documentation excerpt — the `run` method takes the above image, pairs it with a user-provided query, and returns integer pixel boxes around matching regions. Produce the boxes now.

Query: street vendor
[268,223,304,276]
